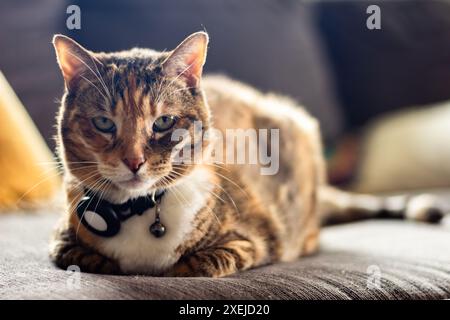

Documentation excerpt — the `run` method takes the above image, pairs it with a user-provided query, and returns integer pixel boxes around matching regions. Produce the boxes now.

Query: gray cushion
[1,212,449,299]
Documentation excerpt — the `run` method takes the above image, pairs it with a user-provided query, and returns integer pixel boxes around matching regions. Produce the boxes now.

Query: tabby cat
[50,32,443,277]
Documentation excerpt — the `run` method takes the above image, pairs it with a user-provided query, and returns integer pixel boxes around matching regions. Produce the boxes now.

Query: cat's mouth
[114,175,157,190]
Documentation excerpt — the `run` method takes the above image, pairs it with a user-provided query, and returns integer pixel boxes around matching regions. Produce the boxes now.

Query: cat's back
[202,75,318,135]
[202,75,325,260]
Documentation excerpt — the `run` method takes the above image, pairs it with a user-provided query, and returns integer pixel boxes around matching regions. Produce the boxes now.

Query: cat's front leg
[166,239,263,278]
[50,227,122,275]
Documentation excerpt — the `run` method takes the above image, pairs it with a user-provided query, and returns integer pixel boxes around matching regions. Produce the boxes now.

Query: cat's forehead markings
[136,87,149,116]
[126,74,137,112]
[120,87,129,109]
[113,97,125,118]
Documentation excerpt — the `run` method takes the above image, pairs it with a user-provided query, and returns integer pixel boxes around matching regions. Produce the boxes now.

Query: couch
[1,210,449,299]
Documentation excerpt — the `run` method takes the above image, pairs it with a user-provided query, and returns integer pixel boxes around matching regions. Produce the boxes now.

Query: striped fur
[50,33,445,277]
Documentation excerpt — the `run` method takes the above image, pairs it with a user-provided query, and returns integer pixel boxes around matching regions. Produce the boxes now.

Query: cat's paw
[164,262,224,278]
[164,259,224,278]
[50,228,122,275]
[165,240,258,278]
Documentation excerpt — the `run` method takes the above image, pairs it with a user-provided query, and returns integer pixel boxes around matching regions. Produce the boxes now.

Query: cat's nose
[123,156,146,173]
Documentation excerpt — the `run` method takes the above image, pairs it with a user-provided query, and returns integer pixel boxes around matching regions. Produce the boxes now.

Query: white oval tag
[84,210,108,232]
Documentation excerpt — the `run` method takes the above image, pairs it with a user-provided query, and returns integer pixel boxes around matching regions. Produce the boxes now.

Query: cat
[50,32,445,277]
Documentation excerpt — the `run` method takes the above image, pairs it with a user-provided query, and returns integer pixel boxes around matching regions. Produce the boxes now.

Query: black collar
[107,188,165,220]
[77,188,165,237]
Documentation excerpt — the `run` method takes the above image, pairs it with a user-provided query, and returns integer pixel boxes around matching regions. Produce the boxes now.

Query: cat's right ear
[162,32,209,88]
[52,34,103,91]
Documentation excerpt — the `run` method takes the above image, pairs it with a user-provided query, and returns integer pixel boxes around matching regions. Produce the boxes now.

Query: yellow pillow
[0,71,60,211]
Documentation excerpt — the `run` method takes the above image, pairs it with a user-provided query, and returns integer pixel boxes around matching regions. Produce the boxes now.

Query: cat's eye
[92,116,116,133]
[153,115,176,132]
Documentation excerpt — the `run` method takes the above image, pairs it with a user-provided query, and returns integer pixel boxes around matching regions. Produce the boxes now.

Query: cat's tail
[318,185,447,226]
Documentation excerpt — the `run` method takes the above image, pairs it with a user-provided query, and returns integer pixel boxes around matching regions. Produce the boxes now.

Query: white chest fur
[97,168,212,274]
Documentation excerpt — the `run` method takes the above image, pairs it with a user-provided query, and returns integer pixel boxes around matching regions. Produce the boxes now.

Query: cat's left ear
[162,32,209,88]
[52,34,104,91]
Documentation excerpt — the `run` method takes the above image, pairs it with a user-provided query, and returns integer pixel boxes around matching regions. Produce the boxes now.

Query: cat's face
[53,33,210,197]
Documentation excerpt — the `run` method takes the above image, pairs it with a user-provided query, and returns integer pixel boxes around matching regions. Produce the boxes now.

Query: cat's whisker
[169,169,226,203]
[110,66,117,100]
[35,161,62,166]
[160,176,189,209]
[162,175,193,209]
[66,165,101,171]
[159,176,202,220]
[154,77,166,107]
[175,161,230,172]
[155,82,182,106]
[80,74,110,105]
[89,53,113,102]
[33,165,98,177]
[151,48,169,103]
[66,166,100,171]
[204,179,240,216]
[34,161,62,168]
[67,180,102,215]
[93,179,111,213]
[66,50,112,104]
[164,174,222,225]
[161,175,222,227]
[20,166,64,196]
[209,164,230,172]
[170,166,241,216]
[15,167,67,205]
[71,175,107,217]
[90,100,111,112]
[89,179,112,223]
[155,58,198,106]
[34,163,62,175]
[206,170,249,199]
[163,86,197,100]
[37,159,99,164]
[163,176,217,224]
[195,200,222,226]
[169,168,240,218]
[75,177,110,239]
[67,175,102,217]
[173,163,249,199]
[66,171,105,214]
[173,159,227,167]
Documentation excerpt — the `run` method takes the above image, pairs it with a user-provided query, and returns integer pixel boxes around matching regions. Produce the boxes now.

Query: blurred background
[1,0,450,208]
